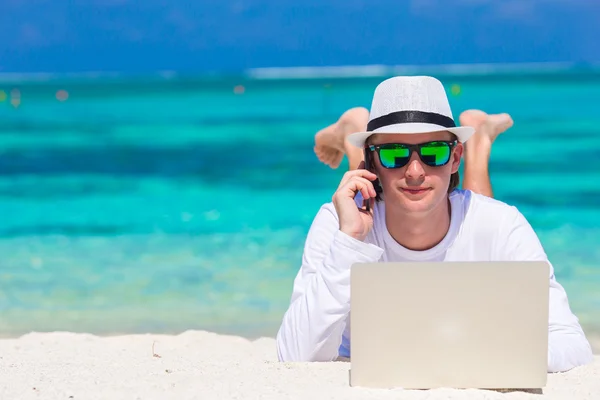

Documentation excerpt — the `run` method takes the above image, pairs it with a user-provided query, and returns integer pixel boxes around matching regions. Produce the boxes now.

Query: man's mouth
[400,187,431,195]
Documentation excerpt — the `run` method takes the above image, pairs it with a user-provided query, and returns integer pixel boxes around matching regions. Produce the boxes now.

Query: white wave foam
[245,61,599,80]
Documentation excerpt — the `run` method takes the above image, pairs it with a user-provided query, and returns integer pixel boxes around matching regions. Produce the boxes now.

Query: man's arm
[502,207,594,372]
[276,203,383,362]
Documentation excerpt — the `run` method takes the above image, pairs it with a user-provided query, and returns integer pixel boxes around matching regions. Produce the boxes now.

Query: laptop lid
[349,261,550,389]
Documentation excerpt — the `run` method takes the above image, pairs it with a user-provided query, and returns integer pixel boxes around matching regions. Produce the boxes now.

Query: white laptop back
[349,261,549,389]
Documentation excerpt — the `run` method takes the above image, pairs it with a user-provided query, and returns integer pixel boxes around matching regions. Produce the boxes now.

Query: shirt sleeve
[502,207,594,372]
[276,203,384,362]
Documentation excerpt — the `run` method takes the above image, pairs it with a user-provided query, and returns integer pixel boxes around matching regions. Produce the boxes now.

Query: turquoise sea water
[0,70,599,339]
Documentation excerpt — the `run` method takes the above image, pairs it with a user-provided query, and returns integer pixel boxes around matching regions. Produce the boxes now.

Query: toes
[314,147,327,162]
[329,157,342,169]
[315,146,343,169]
[490,114,514,132]
[326,151,344,169]
[323,149,338,163]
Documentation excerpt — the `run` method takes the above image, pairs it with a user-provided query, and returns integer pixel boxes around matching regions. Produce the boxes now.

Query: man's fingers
[338,169,378,190]
[352,176,377,199]
[337,176,376,202]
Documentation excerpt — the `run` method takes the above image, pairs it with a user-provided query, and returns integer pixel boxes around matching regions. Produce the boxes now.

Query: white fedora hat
[346,76,475,148]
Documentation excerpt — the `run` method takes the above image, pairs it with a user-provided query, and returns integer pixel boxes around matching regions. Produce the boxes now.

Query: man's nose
[404,153,425,180]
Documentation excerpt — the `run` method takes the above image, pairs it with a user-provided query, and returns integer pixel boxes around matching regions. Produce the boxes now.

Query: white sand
[1,331,598,400]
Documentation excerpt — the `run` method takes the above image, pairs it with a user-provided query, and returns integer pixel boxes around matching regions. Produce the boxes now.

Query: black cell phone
[363,148,373,212]
[363,148,382,212]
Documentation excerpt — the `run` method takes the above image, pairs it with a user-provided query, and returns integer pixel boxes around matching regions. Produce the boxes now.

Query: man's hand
[332,161,378,241]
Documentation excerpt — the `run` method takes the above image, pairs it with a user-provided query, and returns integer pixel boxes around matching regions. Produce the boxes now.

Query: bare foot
[314,107,369,169]
[459,109,514,147]
[459,109,513,198]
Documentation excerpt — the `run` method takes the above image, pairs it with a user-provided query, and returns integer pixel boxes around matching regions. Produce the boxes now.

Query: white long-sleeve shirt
[276,189,594,372]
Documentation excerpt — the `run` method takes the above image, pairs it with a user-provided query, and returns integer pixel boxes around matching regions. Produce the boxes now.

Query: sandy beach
[0,331,598,400]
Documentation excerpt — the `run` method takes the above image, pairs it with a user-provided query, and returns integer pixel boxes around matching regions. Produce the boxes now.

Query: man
[276,76,593,373]
[313,106,513,198]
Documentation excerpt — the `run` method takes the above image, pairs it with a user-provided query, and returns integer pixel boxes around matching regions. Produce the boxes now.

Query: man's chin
[390,189,435,212]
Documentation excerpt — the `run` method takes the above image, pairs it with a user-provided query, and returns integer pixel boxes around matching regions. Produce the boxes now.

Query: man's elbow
[275,329,305,362]
[276,338,298,362]
[276,330,338,362]
[570,340,595,369]
[549,333,595,373]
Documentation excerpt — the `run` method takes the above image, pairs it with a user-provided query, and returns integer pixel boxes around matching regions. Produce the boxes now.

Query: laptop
[349,261,550,390]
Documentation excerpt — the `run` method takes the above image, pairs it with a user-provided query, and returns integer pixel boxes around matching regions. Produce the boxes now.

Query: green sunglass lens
[420,142,451,166]
[379,145,410,168]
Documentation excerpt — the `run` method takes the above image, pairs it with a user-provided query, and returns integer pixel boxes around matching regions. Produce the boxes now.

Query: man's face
[368,131,463,214]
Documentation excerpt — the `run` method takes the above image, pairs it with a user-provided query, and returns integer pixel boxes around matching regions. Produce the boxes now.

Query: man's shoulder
[452,190,527,236]
[455,192,547,259]
[454,189,520,217]
[452,190,534,256]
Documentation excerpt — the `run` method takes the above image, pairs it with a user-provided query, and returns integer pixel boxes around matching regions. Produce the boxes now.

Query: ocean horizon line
[1,61,600,85]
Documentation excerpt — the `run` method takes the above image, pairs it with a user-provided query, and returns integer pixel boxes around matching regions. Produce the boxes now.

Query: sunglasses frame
[366,139,458,169]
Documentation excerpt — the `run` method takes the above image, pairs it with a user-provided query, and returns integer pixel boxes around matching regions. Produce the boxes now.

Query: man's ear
[451,143,463,174]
